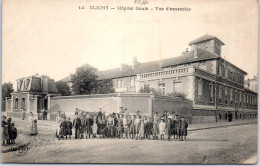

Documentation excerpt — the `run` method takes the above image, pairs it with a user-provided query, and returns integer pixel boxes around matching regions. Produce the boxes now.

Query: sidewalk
[188,119,257,131]
[12,117,258,131]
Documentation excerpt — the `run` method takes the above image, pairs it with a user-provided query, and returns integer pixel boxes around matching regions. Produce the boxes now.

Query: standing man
[73,114,81,139]
[122,114,129,139]
[180,117,188,141]
[106,115,115,138]
[134,115,141,139]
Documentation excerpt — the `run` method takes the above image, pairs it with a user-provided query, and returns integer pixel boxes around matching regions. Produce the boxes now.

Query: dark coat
[165,121,172,136]
[2,121,9,140]
[11,127,17,140]
[66,121,73,135]
[180,120,188,136]
[60,121,67,136]
[171,120,177,135]
[73,118,81,129]
[145,122,153,135]
[86,118,93,134]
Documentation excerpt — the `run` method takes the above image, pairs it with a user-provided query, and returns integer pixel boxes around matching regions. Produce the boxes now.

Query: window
[235,91,238,104]
[117,79,122,88]
[158,83,165,95]
[230,71,233,80]
[225,87,228,104]
[17,80,22,91]
[14,98,18,109]
[198,80,203,101]
[21,98,26,110]
[25,79,30,90]
[225,68,228,78]
[230,88,233,105]
[130,77,135,87]
[219,64,222,76]
[209,84,213,102]
[239,91,242,106]
[173,82,182,93]
[205,41,208,48]
[219,85,222,104]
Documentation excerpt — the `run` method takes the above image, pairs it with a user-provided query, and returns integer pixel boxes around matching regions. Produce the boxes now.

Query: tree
[2,82,14,98]
[96,79,115,94]
[72,69,98,95]
[55,81,71,96]
[71,68,115,95]
[139,86,157,93]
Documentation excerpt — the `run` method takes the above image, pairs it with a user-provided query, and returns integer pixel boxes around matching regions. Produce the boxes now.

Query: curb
[188,122,257,131]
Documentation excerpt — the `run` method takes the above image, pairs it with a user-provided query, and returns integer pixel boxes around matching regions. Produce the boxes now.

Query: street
[1,120,257,164]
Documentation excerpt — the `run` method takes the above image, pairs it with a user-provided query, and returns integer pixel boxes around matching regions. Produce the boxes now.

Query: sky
[2,0,258,87]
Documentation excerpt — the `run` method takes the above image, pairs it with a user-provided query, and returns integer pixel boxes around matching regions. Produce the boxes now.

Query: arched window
[21,98,26,110]
[14,98,18,109]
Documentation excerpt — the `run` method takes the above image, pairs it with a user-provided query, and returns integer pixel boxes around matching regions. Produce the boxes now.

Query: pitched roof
[189,34,225,45]
[161,48,220,67]
[98,60,162,80]
[98,48,220,80]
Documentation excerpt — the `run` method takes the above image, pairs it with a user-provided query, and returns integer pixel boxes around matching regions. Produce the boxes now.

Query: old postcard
[1,0,258,164]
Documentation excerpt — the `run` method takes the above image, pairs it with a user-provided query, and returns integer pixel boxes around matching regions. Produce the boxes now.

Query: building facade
[245,76,258,93]
[4,74,60,119]
[61,34,257,121]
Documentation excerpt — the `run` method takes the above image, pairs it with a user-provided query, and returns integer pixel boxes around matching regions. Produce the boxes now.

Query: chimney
[194,49,198,59]
[132,57,138,69]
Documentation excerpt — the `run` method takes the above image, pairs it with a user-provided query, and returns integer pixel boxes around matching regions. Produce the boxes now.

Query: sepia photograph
[1,0,258,164]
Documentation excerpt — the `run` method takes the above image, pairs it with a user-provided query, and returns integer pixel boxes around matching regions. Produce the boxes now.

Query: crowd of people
[1,116,17,146]
[55,108,189,141]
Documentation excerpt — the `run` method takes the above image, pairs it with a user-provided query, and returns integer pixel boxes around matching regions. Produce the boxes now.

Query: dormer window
[215,42,220,49]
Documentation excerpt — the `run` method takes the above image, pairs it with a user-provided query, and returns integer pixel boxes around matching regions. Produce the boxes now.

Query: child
[66,118,72,139]
[159,119,166,141]
[1,116,9,146]
[11,123,17,144]
[138,119,145,140]
[152,123,159,140]
[92,118,98,138]
[7,118,12,144]
[59,118,67,140]
[165,119,172,141]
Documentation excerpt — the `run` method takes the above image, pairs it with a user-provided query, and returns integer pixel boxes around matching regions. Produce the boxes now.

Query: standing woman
[56,111,62,138]
[28,112,38,135]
